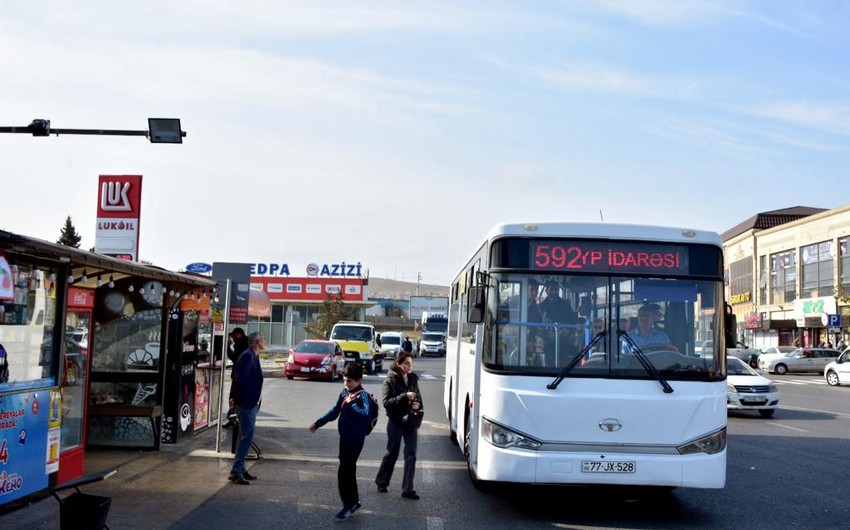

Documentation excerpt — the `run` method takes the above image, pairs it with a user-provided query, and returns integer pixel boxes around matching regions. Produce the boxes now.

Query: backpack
[358,391,380,435]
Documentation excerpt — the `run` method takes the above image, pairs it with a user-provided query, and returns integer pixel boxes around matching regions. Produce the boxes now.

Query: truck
[421,312,448,333]
[329,321,384,374]
[419,331,446,357]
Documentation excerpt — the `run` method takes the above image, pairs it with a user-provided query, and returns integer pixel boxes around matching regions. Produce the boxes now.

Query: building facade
[723,205,850,350]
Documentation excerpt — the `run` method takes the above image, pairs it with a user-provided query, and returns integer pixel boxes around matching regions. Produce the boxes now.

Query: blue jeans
[230,404,259,476]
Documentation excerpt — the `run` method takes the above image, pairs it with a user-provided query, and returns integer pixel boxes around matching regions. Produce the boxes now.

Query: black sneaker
[401,491,420,500]
[228,474,249,485]
[242,470,257,480]
[377,485,388,493]
[333,506,355,522]
[350,502,362,514]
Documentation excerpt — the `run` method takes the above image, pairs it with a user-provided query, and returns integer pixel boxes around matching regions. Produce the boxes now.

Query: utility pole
[417,272,421,295]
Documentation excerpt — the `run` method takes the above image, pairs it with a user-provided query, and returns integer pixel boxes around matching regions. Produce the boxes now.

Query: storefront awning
[1,229,215,291]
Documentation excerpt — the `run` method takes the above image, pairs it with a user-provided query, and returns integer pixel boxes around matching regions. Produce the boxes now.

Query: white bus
[444,222,732,490]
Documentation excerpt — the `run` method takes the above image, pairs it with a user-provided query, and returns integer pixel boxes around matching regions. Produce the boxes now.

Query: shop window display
[87,279,165,448]
[0,257,58,392]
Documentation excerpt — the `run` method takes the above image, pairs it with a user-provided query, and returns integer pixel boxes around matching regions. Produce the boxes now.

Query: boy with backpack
[309,362,378,521]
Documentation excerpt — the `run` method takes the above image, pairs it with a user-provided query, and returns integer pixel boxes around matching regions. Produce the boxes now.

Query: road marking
[764,421,808,433]
[187,449,468,470]
[780,404,850,420]
[370,373,445,380]
[426,516,445,530]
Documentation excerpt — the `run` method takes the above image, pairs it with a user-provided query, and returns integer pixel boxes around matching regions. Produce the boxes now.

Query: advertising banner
[95,174,143,261]
[408,296,449,320]
[212,263,252,325]
[0,389,51,505]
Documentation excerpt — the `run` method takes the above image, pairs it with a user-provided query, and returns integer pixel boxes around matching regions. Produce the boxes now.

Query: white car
[758,347,840,374]
[727,357,779,418]
[824,347,850,386]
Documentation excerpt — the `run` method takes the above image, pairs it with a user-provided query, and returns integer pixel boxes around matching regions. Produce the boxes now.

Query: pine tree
[57,216,83,248]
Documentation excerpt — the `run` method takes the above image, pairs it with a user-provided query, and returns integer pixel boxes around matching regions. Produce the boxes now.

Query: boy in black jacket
[310,363,374,521]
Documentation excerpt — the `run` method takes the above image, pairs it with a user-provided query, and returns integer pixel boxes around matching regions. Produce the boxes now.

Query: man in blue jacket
[228,332,264,485]
[309,363,373,521]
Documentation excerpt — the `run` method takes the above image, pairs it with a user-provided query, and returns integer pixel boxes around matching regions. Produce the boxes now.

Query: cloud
[590,0,740,28]
[749,101,850,137]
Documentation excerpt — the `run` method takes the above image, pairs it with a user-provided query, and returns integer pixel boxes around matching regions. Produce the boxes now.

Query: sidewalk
[6,426,240,530]
[4,363,286,530]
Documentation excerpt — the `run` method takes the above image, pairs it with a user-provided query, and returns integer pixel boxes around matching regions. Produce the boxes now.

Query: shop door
[58,305,93,483]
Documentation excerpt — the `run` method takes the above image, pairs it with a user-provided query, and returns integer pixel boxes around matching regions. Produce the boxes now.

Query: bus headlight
[481,418,542,450]
[677,427,726,455]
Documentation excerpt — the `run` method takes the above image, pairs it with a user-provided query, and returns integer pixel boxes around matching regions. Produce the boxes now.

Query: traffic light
[27,119,51,136]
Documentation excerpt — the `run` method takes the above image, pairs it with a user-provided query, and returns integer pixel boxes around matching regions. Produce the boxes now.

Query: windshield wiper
[547,331,606,390]
[617,331,674,394]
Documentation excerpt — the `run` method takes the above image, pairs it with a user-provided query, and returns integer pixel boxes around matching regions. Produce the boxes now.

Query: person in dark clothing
[227,332,265,485]
[228,328,250,365]
[310,363,373,522]
[375,351,422,499]
[224,328,250,428]
[401,337,414,354]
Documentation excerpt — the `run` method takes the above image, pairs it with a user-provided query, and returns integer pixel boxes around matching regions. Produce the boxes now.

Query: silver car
[758,347,840,375]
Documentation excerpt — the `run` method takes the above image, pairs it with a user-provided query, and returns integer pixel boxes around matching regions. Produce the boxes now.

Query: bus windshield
[488,273,724,381]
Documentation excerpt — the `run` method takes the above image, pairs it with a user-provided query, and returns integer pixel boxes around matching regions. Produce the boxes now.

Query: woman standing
[375,351,423,499]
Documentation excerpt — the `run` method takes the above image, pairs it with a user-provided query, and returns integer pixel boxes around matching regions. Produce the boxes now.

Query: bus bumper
[474,442,726,488]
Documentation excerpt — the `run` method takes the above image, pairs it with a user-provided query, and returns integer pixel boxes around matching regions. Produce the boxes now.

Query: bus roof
[483,222,722,247]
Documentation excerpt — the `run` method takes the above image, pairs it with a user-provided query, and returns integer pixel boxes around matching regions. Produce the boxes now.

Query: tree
[57,216,83,248]
[304,293,357,339]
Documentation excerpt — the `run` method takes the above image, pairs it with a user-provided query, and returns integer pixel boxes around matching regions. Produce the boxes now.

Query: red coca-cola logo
[68,288,93,308]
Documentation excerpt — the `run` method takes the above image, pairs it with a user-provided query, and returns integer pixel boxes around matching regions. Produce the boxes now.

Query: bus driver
[627,303,671,349]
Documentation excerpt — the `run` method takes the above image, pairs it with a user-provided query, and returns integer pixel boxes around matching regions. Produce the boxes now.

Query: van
[379,332,404,359]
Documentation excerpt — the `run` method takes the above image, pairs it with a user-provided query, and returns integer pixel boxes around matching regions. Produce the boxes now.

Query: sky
[2,1,850,287]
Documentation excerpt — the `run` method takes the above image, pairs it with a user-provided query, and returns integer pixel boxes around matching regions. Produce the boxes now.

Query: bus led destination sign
[531,241,689,274]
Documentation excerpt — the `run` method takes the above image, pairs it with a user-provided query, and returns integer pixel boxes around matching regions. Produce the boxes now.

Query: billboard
[408,295,449,320]
[95,174,143,261]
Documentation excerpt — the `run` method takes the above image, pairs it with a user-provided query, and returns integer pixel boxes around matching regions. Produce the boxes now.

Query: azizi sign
[95,175,143,261]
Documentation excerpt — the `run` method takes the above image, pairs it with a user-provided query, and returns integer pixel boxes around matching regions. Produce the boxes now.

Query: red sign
[96,175,143,261]
[67,287,95,308]
[96,175,143,218]
[250,276,365,302]
[530,241,689,275]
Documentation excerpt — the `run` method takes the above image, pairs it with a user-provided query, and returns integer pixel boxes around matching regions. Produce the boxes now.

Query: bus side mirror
[723,303,736,350]
[467,286,487,324]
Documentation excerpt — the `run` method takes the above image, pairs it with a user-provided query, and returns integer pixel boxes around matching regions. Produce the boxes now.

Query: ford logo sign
[186,262,213,273]
[598,418,623,432]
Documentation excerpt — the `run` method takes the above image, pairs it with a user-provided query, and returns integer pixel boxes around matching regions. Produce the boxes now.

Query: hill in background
[367,277,448,300]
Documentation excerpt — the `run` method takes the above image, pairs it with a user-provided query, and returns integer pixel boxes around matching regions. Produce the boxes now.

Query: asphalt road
[168,358,850,530]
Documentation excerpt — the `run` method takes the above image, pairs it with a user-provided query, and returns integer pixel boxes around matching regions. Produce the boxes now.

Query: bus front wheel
[465,410,494,492]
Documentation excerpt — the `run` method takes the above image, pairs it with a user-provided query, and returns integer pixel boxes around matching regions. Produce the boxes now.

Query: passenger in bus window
[627,303,671,349]
[525,279,545,366]
[539,280,577,324]
[540,280,580,365]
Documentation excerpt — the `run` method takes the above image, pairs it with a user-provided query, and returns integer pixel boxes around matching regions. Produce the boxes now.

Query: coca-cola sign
[68,287,94,308]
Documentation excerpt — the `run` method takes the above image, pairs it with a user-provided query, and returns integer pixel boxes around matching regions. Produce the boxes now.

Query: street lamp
[0,118,186,143]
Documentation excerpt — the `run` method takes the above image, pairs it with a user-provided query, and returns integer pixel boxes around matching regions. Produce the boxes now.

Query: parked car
[285,340,345,382]
[758,347,840,375]
[824,347,850,386]
[378,331,404,359]
[760,346,797,356]
[726,357,779,418]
